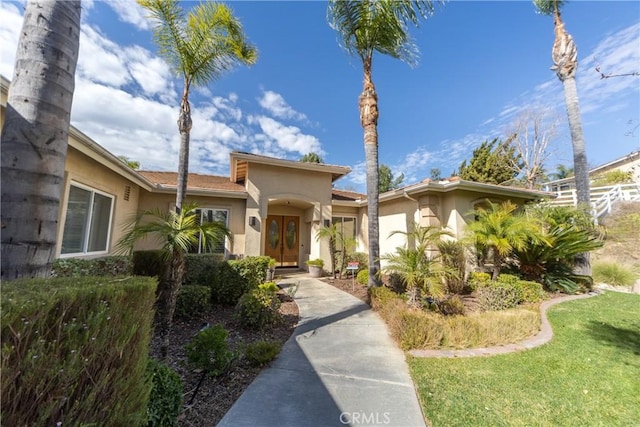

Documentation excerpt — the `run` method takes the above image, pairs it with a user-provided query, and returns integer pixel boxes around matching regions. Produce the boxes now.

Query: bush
[185,324,235,377]
[437,240,467,294]
[592,170,632,186]
[346,252,368,272]
[211,261,250,305]
[133,250,166,277]
[1,276,156,426]
[369,286,404,311]
[235,288,282,329]
[468,272,492,290]
[258,281,279,293]
[175,285,211,319]
[356,269,368,285]
[184,254,224,286]
[146,358,182,427]
[52,256,133,277]
[244,340,282,367]
[437,295,466,316]
[476,281,521,311]
[385,272,407,294]
[517,279,546,303]
[307,258,324,267]
[593,261,638,287]
[229,256,271,287]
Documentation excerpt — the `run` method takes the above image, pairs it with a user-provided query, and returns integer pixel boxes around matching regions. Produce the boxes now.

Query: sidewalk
[217,276,426,427]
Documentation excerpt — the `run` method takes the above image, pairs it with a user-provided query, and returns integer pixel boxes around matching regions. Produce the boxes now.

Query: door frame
[264,215,300,267]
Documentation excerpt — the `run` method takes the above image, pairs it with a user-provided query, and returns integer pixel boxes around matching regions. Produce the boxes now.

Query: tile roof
[332,189,365,201]
[138,171,246,193]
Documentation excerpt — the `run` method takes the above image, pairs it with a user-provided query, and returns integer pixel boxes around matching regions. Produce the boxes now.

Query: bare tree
[508,110,560,189]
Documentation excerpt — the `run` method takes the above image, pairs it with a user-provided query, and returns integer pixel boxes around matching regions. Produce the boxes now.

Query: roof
[544,151,640,185]
[230,151,351,183]
[138,171,247,198]
[332,189,365,201]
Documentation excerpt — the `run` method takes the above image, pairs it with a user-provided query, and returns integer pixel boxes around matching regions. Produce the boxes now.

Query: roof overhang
[230,151,351,183]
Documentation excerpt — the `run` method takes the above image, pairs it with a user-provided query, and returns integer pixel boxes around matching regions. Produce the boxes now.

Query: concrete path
[217,276,426,427]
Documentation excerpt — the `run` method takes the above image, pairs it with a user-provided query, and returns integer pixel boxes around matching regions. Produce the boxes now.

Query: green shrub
[437,240,467,294]
[468,271,492,290]
[133,250,167,277]
[244,340,282,367]
[235,288,282,329]
[146,358,182,427]
[184,253,224,286]
[258,281,279,293]
[1,276,156,426]
[175,285,211,319]
[211,261,250,305]
[369,286,404,311]
[517,279,546,303]
[229,256,271,287]
[476,281,521,311]
[593,261,638,287]
[592,170,632,186]
[52,256,133,277]
[185,324,235,377]
[437,295,466,316]
[346,252,368,272]
[356,269,368,285]
[307,258,324,267]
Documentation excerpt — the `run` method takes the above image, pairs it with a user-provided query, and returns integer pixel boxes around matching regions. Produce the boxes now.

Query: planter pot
[308,265,323,278]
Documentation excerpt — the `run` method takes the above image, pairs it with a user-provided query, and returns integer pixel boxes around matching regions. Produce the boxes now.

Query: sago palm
[327,0,439,286]
[117,202,232,358]
[533,1,590,221]
[139,0,257,213]
[466,201,543,280]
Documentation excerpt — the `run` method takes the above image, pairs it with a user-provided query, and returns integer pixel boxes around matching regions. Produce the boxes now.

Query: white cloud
[104,0,150,31]
[258,90,308,122]
[0,2,23,78]
[249,115,322,155]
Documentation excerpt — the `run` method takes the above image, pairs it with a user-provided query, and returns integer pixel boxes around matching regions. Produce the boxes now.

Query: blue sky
[1,1,638,192]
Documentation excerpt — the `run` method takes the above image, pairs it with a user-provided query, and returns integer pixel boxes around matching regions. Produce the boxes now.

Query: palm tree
[139,0,257,213]
[316,223,340,279]
[116,202,232,358]
[382,223,454,306]
[1,1,81,280]
[549,164,574,180]
[327,0,438,286]
[534,0,591,275]
[466,201,543,280]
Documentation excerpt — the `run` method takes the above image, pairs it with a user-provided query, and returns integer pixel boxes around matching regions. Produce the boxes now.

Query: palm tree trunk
[157,249,185,359]
[492,252,502,281]
[1,0,81,280]
[360,57,382,287]
[175,79,193,213]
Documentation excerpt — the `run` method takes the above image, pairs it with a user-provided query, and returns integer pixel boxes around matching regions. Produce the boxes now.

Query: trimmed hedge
[52,255,133,277]
[184,254,224,286]
[175,285,211,319]
[1,276,157,426]
[146,358,183,427]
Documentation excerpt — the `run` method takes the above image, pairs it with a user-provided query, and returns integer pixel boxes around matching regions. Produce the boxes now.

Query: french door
[264,215,299,267]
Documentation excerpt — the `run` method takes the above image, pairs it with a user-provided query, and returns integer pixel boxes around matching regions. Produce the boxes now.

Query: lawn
[408,291,640,427]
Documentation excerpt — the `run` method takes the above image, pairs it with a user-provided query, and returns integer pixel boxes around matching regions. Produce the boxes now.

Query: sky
[1,1,639,192]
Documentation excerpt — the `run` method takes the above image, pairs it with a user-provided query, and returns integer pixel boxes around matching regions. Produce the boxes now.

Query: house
[1,76,552,270]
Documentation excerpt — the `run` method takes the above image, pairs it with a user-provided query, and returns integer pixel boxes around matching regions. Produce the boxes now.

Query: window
[332,216,357,251]
[190,208,229,255]
[61,184,114,255]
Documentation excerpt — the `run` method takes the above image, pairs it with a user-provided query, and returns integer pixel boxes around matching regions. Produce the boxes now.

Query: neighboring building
[1,76,552,270]
[543,151,640,193]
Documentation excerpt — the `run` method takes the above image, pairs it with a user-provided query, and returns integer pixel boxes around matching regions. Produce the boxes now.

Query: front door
[265,215,299,267]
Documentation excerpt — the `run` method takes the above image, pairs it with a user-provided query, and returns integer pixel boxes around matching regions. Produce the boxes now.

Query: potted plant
[266,257,277,281]
[306,258,324,278]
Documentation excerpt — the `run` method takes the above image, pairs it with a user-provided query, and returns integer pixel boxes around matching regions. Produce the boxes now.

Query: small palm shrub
[244,340,282,367]
[437,240,467,293]
[593,261,638,287]
[235,288,282,329]
[174,285,211,319]
[185,325,235,377]
[146,359,183,427]
[356,269,368,285]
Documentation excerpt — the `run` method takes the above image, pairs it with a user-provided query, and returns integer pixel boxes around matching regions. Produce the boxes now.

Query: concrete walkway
[217,276,426,427]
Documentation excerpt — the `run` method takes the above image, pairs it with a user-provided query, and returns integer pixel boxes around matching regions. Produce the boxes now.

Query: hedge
[1,276,157,426]
[52,256,133,277]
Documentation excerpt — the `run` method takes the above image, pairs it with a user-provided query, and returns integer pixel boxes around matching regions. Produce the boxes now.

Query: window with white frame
[332,216,357,251]
[61,183,114,255]
[189,208,229,255]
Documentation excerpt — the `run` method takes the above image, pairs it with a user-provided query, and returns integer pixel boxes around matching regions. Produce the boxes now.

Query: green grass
[408,291,640,427]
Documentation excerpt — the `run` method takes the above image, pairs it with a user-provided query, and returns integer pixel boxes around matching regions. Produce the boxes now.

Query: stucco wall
[58,145,142,257]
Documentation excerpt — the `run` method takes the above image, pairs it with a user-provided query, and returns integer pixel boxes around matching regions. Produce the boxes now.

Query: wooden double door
[264,215,299,267]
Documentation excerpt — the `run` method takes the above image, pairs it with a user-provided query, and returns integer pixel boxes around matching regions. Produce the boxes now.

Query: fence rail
[547,183,640,222]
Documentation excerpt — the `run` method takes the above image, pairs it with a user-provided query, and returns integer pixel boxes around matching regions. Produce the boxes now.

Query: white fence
[547,183,640,221]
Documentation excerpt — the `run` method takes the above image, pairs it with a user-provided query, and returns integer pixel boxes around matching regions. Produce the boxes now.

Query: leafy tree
[139,0,257,213]
[300,152,324,163]
[379,164,405,192]
[458,138,522,185]
[1,1,81,280]
[117,202,232,358]
[118,155,141,170]
[328,0,438,286]
[382,223,455,306]
[465,201,543,280]
[534,0,593,276]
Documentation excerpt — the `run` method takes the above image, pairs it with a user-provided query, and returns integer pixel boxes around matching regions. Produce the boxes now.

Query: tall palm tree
[466,201,543,280]
[1,1,81,280]
[327,0,438,286]
[117,202,232,358]
[139,0,257,213]
[534,0,591,275]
